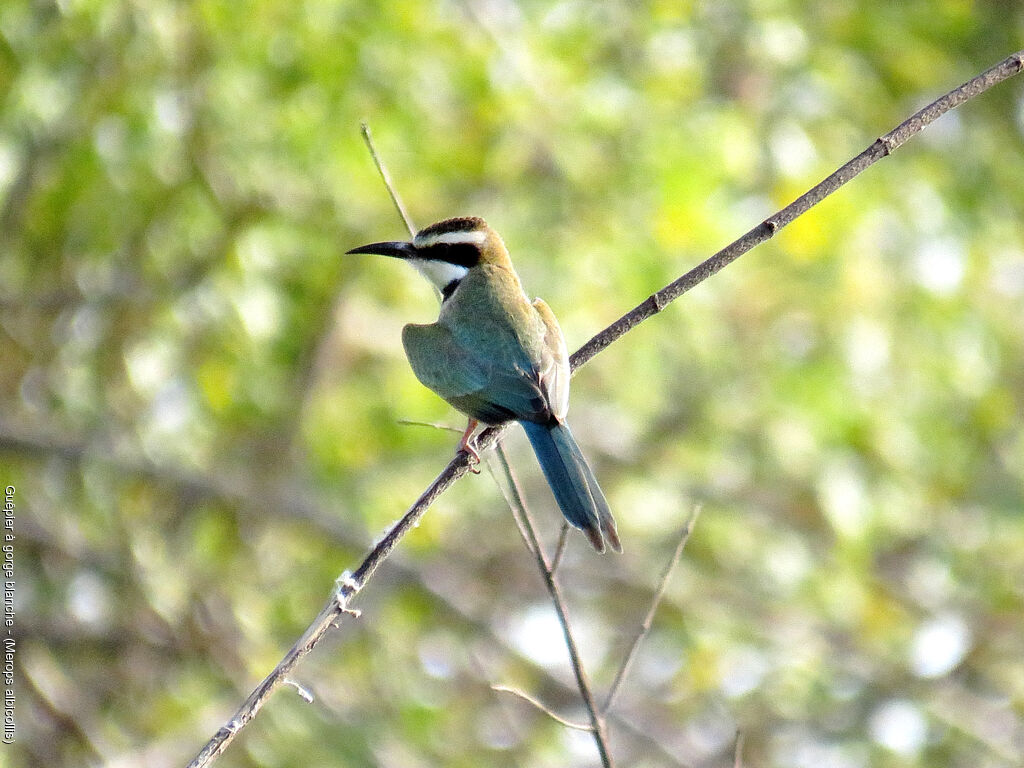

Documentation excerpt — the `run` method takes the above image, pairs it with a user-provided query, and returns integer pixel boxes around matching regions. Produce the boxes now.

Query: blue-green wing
[402,322,486,399]
[403,320,554,425]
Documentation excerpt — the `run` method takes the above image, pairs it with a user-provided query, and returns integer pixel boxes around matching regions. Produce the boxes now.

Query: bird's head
[346,217,510,299]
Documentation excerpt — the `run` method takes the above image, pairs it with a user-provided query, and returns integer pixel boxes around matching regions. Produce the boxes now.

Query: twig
[549,523,570,574]
[734,730,745,768]
[493,442,615,767]
[603,507,700,713]
[396,419,463,433]
[186,52,1024,766]
[360,121,416,237]
[491,686,592,731]
[282,678,314,704]
[485,443,538,557]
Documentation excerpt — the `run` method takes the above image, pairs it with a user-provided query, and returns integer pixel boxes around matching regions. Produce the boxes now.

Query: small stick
[396,419,463,433]
[491,685,593,731]
[360,121,416,237]
[282,678,314,704]
[549,523,570,574]
[485,446,538,557]
[493,442,616,768]
[603,507,700,713]
[734,730,745,768]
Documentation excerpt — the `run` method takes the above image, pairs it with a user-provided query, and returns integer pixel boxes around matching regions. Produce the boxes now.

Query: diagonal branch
[491,441,615,767]
[603,508,700,713]
[570,50,1024,371]
[185,50,1024,767]
[0,418,683,764]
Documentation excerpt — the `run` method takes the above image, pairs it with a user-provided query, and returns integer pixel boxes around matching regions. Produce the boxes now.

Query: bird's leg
[458,418,481,474]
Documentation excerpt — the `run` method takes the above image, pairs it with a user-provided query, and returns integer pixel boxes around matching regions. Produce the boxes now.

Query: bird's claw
[461,442,482,474]
[458,418,482,473]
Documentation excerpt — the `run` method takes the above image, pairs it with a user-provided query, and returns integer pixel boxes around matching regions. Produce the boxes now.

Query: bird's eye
[420,242,480,267]
[445,243,481,267]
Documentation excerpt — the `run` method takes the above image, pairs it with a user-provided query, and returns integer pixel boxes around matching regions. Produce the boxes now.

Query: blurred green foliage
[2,1,1023,766]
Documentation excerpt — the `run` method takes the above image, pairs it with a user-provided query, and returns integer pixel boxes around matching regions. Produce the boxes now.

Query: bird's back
[440,263,550,375]
[410,262,563,425]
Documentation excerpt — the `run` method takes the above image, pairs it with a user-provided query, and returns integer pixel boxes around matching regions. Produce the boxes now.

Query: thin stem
[396,419,463,433]
[485,443,538,557]
[0,423,686,766]
[493,442,615,768]
[360,121,417,237]
[491,686,592,731]
[550,523,570,574]
[603,507,700,713]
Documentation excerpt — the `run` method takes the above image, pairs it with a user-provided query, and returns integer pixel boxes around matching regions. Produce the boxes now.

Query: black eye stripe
[417,242,480,267]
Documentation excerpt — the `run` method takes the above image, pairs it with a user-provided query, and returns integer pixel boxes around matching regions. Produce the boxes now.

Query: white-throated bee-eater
[348,217,620,553]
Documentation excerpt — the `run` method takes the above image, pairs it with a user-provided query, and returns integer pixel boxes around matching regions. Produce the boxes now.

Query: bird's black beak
[346,241,416,259]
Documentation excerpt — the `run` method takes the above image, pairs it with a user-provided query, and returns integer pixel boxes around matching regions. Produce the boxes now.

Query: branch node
[763,218,779,235]
[333,571,362,621]
[335,570,360,594]
[649,291,666,313]
[332,605,362,628]
[876,134,897,156]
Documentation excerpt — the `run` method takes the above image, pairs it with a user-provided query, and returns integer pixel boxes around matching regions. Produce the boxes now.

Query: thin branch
[485,444,538,557]
[569,50,1024,372]
[549,523,570,574]
[493,442,615,767]
[185,449,478,768]
[396,419,464,433]
[282,678,314,704]
[491,686,592,732]
[185,51,1024,767]
[603,507,700,713]
[360,121,416,237]
[0,424,683,766]
[734,730,745,768]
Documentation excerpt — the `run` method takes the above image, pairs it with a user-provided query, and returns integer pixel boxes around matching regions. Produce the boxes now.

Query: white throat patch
[410,259,469,292]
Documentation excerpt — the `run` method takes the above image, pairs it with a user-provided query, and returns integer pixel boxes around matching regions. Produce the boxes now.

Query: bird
[347,216,621,553]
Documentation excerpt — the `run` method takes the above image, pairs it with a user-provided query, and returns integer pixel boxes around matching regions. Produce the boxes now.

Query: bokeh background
[2,1,1024,766]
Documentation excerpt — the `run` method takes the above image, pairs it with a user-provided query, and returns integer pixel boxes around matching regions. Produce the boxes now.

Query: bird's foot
[461,445,482,474]
[458,418,482,474]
